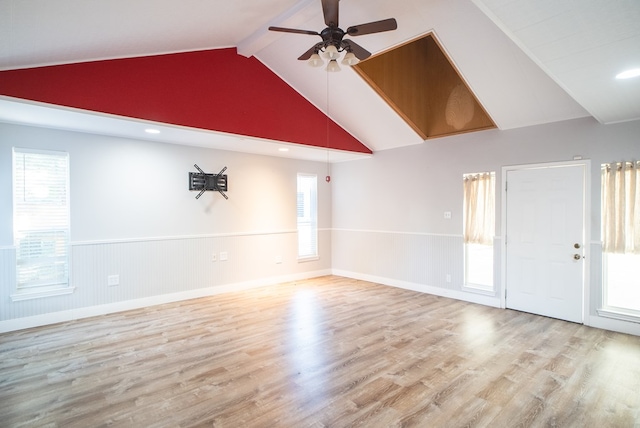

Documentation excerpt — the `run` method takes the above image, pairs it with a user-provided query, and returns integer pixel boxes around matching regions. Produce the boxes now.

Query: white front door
[505,164,585,323]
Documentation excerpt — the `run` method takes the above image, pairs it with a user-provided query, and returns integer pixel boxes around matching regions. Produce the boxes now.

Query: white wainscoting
[0,230,331,332]
[331,229,501,308]
[0,245,16,304]
[332,269,501,308]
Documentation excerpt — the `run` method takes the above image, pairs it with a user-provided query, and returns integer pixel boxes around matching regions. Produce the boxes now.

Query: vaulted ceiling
[0,0,638,162]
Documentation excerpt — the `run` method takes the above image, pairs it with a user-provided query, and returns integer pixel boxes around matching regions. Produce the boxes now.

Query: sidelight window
[463,172,495,291]
[601,161,640,317]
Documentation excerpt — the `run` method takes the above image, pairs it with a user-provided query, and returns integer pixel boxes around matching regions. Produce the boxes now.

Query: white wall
[0,123,332,330]
[2,117,639,335]
[331,117,640,334]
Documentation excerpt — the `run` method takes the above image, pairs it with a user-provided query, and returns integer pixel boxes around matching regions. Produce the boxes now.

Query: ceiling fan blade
[268,26,320,36]
[321,0,339,27]
[342,40,371,61]
[298,43,323,60]
[346,18,397,36]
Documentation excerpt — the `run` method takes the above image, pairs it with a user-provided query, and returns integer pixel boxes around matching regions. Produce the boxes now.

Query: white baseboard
[332,269,501,308]
[587,314,640,336]
[0,270,331,333]
[332,270,640,337]
[7,270,637,338]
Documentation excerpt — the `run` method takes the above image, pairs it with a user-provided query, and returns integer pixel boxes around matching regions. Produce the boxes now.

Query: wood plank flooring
[1,276,639,427]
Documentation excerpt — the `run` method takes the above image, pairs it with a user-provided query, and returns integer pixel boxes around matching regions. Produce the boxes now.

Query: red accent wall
[0,48,371,154]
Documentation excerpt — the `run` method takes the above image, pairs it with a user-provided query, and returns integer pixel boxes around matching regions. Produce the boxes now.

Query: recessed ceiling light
[615,68,640,79]
[279,148,289,152]
[145,128,161,134]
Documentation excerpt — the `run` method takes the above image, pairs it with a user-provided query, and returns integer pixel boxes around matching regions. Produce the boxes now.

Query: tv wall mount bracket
[189,164,228,200]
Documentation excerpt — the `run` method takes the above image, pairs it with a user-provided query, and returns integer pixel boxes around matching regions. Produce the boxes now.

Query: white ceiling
[472,0,640,125]
[0,0,638,161]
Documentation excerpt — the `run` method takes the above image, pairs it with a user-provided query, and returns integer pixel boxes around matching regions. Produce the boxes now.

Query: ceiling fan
[268,0,397,71]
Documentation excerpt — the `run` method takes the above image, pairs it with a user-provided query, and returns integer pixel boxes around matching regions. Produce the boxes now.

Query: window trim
[12,147,73,299]
[600,161,640,321]
[463,171,496,292]
[11,284,76,302]
[599,252,640,321]
[462,283,497,296]
[296,173,318,261]
[463,242,495,293]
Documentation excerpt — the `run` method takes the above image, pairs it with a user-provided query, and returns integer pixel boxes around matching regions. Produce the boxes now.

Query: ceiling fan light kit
[269,0,397,72]
[323,45,340,60]
[341,52,359,66]
[308,53,324,68]
[326,59,341,72]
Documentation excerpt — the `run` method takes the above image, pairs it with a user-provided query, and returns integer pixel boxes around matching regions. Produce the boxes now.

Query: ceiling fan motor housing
[320,26,346,50]
[267,0,397,62]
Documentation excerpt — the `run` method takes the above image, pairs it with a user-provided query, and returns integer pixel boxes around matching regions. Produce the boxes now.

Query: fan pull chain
[326,71,331,182]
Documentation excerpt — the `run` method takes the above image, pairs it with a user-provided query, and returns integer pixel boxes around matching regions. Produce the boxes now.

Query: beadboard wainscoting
[0,230,331,332]
[331,229,501,308]
[0,245,16,305]
[331,230,640,336]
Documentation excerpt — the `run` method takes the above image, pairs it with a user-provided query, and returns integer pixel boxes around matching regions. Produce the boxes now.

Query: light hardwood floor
[1,276,639,427]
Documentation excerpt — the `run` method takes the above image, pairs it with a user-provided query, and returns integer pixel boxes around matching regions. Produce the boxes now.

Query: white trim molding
[332,228,463,238]
[72,229,298,247]
[0,270,330,333]
[588,314,640,336]
[333,269,501,309]
[11,286,76,302]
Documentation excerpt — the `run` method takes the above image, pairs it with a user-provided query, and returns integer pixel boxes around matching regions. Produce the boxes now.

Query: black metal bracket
[189,164,228,200]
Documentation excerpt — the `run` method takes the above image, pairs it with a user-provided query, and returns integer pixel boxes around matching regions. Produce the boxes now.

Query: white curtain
[602,161,640,254]
[463,172,495,246]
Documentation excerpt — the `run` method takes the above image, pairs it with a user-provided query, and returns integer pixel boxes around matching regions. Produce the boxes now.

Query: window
[12,148,71,298]
[297,174,317,260]
[463,172,495,291]
[601,161,640,317]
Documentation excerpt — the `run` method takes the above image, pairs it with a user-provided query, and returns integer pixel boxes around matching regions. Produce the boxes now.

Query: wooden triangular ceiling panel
[354,34,496,140]
[0,48,371,154]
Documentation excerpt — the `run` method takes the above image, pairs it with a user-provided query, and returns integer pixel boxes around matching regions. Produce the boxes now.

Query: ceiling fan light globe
[308,53,324,67]
[326,59,341,72]
[323,45,340,60]
[342,52,359,66]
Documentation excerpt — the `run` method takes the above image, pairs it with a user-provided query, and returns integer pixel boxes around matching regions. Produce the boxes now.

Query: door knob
[574,243,581,249]
[573,254,582,260]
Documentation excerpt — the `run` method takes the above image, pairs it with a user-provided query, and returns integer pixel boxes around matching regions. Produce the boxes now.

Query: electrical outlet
[275,255,283,264]
[211,253,217,262]
[220,251,228,261]
[445,274,452,283]
[444,211,452,219]
[108,274,120,286]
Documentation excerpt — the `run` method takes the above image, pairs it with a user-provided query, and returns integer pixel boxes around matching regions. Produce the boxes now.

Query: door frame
[500,160,591,323]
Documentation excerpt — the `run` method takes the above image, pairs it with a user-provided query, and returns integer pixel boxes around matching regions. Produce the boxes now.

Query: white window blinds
[13,148,70,290]
[602,161,640,254]
[297,174,317,259]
